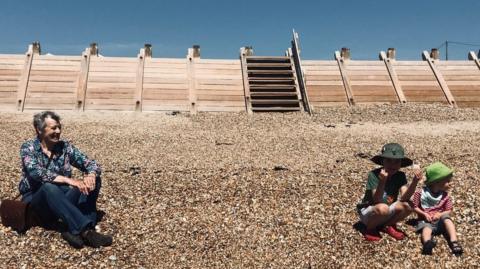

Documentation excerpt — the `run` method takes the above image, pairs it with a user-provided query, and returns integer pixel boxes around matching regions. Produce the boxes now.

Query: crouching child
[357,143,421,241]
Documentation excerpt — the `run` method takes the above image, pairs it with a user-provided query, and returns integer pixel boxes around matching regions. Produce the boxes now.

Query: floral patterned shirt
[18,138,101,195]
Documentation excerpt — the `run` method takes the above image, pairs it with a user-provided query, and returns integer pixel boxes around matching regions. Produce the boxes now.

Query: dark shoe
[421,239,436,255]
[448,241,463,256]
[81,229,113,248]
[61,232,84,249]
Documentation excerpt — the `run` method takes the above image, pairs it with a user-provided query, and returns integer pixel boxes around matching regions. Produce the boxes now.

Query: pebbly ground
[0,104,479,268]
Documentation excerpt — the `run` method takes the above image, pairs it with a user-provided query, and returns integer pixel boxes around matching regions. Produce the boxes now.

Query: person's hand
[431,212,442,221]
[71,179,90,195]
[412,164,423,183]
[84,174,96,191]
[423,212,433,222]
[379,169,389,182]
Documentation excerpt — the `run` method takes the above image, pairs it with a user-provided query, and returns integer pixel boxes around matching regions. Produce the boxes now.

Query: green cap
[371,143,413,168]
[425,162,453,185]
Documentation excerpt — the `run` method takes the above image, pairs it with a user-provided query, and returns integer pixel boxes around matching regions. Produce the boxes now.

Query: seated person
[413,162,463,256]
[19,111,112,249]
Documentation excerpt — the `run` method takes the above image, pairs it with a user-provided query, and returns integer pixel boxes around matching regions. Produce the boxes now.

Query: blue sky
[1,0,479,60]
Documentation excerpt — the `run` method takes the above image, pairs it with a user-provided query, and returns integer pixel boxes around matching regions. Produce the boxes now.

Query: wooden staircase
[244,56,302,112]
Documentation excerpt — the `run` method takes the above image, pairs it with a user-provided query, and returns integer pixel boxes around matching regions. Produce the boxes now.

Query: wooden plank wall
[302,60,399,107]
[24,55,81,110]
[1,50,480,112]
[195,59,245,112]
[301,58,480,107]
[435,61,480,107]
[344,61,398,104]
[392,61,447,104]
[303,60,348,107]
[0,55,24,111]
[85,57,137,111]
[142,58,189,111]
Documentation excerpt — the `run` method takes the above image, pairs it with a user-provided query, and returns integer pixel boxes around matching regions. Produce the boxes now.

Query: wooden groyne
[1,34,480,113]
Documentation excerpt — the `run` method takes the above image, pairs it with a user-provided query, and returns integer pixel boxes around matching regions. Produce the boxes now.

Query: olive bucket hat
[425,162,454,185]
[370,143,413,168]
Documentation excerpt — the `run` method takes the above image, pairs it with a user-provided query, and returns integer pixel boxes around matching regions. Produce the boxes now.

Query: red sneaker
[363,229,382,241]
[382,226,405,240]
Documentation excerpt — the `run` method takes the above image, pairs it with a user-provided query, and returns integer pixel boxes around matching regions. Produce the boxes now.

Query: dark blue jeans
[22,177,101,235]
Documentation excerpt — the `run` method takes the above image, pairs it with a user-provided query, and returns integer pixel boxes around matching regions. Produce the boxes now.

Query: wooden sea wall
[303,50,480,108]
[1,44,480,112]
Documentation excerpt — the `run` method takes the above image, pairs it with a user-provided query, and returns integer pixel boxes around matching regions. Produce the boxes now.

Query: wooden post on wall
[287,48,304,110]
[135,44,151,112]
[422,49,457,107]
[240,47,253,114]
[335,48,354,106]
[379,48,407,104]
[291,30,312,114]
[187,45,200,114]
[16,42,40,111]
[75,43,96,111]
[469,51,480,70]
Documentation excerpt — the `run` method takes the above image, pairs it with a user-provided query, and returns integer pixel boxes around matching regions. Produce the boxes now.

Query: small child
[357,143,421,241]
[412,162,463,256]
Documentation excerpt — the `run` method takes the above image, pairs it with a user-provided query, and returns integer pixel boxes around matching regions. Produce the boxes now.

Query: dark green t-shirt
[361,168,407,205]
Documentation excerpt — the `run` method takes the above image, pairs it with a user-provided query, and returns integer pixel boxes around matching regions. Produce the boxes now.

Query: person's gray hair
[33,111,61,134]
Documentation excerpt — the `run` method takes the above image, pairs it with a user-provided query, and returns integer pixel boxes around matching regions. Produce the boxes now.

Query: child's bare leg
[365,204,391,230]
[444,218,463,255]
[443,218,458,242]
[421,226,436,255]
[384,201,412,226]
[422,226,433,243]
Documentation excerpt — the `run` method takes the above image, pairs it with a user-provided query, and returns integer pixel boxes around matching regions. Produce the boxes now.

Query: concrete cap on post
[32,41,41,55]
[244,46,254,56]
[387,48,396,60]
[192,45,200,58]
[341,47,350,60]
[430,48,440,60]
[144,44,152,58]
[90,43,98,56]
[469,51,479,60]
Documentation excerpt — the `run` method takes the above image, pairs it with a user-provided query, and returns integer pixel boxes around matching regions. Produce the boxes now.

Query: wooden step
[250,89,297,93]
[250,92,298,97]
[248,79,295,85]
[250,99,300,105]
[251,91,297,96]
[246,63,292,68]
[251,106,301,112]
[247,67,292,71]
[248,78,295,82]
[246,56,290,60]
[250,89,298,93]
[249,85,296,90]
[247,69,294,74]
[246,59,291,64]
